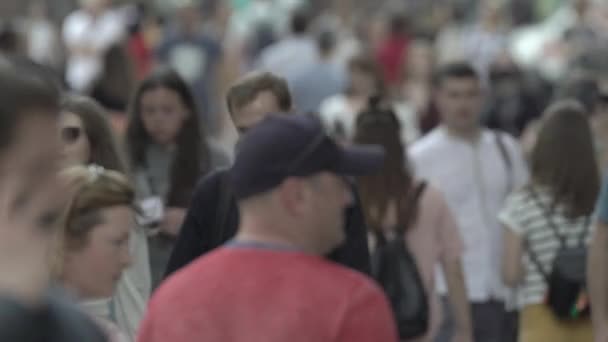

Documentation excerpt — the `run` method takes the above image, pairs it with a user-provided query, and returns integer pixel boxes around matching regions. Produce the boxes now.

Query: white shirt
[62,9,125,92]
[409,127,529,302]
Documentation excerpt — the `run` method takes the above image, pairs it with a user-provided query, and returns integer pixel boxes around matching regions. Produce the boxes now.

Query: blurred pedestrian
[62,0,126,93]
[155,0,223,133]
[500,101,598,341]
[24,1,62,70]
[57,165,136,342]
[59,94,150,341]
[126,68,227,289]
[0,56,105,341]
[165,71,372,277]
[409,62,529,342]
[288,30,346,114]
[138,113,398,342]
[319,55,384,142]
[255,7,318,81]
[375,13,410,89]
[354,101,473,342]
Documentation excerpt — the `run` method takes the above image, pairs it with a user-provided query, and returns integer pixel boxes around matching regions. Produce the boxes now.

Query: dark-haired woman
[500,101,599,341]
[60,94,128,172]
[354,102,472,341]
[126,67,228,289]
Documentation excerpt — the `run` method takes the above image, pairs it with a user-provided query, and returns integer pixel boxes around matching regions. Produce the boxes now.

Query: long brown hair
[126,67,209,207]
[61,94,128,174]
[354,99,418,232]
[530,100,599,218]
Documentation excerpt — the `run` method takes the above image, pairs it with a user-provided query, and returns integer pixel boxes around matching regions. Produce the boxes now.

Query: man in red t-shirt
[138,114,398,342]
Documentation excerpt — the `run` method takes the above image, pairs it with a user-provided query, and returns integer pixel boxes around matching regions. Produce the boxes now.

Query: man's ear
[278,178,307,216]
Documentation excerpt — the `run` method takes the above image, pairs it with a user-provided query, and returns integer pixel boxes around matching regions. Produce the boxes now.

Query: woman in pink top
[354,100,473,342]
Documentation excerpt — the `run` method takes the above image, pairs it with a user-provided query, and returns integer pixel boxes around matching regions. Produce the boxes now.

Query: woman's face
[139,86,189,146]
[59,112,91,167]
[62,205,133,299]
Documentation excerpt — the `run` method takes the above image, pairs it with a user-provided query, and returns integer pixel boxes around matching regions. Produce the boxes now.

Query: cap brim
[333,145,385,176]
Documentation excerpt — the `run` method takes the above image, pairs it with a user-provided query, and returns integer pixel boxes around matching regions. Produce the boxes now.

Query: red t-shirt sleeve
[334,282,399,342]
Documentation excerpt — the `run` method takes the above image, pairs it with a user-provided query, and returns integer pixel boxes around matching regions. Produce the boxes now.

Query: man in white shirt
[409,62,528,342]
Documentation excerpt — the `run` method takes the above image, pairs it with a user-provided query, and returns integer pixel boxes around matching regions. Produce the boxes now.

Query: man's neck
[444,124,482,143]
[235,215,318,254]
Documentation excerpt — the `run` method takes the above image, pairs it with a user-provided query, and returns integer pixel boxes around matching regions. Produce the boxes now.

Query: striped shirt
[498,186,592,309]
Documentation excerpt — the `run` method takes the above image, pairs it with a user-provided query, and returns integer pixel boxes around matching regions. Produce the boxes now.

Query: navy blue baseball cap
[230,113,385,200]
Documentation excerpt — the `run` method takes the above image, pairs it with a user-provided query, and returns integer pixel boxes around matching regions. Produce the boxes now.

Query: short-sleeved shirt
[409,127,529,302]
[498,186,592,308]
[138,246,398,342]
[597,175,608,224]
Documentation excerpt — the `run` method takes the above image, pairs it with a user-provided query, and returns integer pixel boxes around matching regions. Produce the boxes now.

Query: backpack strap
[395,181,427,237]
[213,171,233,247]
[528,187,567,248]
[525,187,591,284]
[495,131,514,193]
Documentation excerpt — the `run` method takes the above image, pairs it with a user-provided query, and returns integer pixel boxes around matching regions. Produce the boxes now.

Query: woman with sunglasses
[354,99,472,342]
[56,165,136,342]
[60,94,127,172]
[59,94,150,342]
[126,67,227,289]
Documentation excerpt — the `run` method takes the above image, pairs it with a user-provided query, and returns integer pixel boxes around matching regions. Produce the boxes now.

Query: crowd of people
[1,0,608,341]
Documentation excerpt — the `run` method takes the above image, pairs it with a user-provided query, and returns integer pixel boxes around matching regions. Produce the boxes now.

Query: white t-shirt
[62,9,125,92]
[498,186,593,309]
[409,127,529,303]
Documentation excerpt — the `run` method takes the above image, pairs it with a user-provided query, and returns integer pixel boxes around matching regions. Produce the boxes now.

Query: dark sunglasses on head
[61,126,82,143]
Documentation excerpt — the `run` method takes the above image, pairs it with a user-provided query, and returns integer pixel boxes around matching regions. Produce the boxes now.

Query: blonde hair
[52,165,135,276]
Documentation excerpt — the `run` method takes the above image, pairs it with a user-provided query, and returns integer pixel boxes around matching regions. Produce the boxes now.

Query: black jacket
[165,169,371,277]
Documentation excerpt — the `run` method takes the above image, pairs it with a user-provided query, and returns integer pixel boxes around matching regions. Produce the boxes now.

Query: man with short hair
[138,114,397,342]
[0,57,105,341]
[166,71,371,276]
[409,62,528,341]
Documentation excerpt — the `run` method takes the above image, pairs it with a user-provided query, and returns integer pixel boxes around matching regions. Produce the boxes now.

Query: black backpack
[526,188,591,320]
[371,182,429,339]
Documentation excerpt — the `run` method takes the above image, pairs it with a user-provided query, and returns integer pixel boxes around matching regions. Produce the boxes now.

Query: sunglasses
[61,126,82,144]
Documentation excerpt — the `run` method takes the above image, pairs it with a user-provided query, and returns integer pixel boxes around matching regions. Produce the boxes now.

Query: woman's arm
[588,222,608,342]
[442,258,473,342]
[502,226,525,288]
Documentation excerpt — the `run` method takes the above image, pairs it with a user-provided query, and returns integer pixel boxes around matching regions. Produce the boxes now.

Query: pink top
[407,184,464,341]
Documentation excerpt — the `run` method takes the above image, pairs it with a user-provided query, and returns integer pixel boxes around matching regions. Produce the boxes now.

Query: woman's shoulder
[416,181,448,210]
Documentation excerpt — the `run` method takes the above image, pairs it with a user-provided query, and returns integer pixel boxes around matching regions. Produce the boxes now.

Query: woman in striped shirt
[499,100,600,342]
